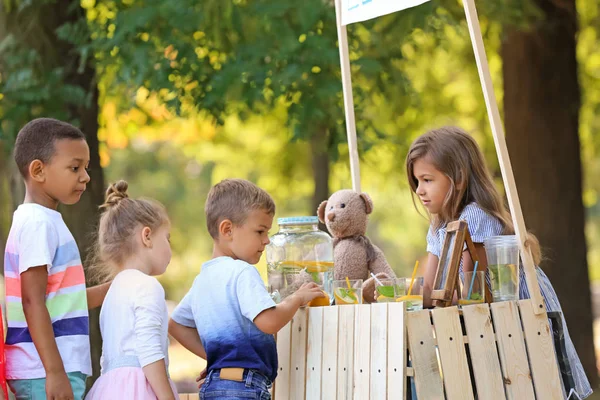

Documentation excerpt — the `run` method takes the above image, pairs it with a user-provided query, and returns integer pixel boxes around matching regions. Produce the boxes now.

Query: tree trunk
[502,0,597,386]
[311,128,330,231]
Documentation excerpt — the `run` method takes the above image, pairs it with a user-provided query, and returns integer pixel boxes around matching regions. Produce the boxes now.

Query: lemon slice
[308,291,330,307]
[396,295,423,302]
[334,288,359,305]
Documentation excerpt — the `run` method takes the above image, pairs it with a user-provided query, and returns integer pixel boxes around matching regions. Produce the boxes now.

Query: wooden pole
[462,0,545,314]
[335,0,362,192]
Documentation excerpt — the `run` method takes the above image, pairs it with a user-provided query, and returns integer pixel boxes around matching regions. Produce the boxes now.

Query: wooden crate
[273,300,562,399]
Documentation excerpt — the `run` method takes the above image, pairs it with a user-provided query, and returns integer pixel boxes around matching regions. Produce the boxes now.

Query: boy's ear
[28,160,45,183]
[317,201,328,224]
[141,226,153,248]
[219,219,234,241]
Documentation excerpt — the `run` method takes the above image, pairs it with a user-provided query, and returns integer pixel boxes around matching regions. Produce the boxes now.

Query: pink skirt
[85,367,179,400]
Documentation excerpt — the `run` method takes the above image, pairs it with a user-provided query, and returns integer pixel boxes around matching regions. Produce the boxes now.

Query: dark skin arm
[86,282,111,309]
[22,266,73,400]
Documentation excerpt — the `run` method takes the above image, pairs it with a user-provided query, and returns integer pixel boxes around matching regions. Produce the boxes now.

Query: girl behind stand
[406,126,591,398]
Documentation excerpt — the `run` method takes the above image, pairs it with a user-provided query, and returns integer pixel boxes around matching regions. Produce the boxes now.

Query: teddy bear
[317,189,396,303]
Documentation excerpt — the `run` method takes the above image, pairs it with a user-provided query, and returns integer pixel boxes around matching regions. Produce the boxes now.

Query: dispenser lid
[277,216,319,226]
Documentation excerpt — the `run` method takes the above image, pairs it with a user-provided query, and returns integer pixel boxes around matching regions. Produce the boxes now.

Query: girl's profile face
[148,224,172,276]
[412,157,452,215]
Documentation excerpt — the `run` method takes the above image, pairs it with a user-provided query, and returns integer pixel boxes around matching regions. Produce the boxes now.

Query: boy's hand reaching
[254,282,326,335]
[293,282,326,306]
[46,371,74,400]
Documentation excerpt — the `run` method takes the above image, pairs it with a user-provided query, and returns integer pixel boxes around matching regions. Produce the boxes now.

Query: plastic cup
[375,278,405,303]
[396,277,424,311]
[333,279,363,305]
[484,235,520,302]
[459,271,485,306]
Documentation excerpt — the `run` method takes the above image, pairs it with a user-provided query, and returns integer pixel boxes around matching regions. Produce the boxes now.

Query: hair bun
[101,180,129,209]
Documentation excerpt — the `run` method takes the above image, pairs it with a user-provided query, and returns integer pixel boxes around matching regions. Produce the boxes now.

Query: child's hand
[196,368,208,388]
[293,282,326,306]
[46,371,74,400]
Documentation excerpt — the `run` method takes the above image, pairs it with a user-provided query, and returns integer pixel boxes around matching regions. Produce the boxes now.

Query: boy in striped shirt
[4,118,110,400]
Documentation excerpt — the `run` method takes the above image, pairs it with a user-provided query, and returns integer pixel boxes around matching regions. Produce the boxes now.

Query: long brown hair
[406,126,541,263]
[88,180,170,282]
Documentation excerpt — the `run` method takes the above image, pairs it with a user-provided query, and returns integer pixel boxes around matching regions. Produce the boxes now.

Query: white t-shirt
[3,203,92,379]
[99,269,170,373]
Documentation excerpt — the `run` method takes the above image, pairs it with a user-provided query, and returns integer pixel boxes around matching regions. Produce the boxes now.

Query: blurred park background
[1,0,599,394]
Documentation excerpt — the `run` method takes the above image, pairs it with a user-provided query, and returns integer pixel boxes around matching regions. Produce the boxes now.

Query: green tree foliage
[87,0,441,156]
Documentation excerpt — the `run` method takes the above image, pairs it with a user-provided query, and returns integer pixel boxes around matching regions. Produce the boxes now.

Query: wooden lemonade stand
[181,0,566,398]
[270,0,565,398]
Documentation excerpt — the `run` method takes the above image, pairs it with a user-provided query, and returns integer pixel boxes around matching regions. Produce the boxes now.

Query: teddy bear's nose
[327,212,335,222]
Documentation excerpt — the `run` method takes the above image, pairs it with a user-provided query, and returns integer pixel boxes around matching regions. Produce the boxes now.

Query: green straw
[467,261,479,300]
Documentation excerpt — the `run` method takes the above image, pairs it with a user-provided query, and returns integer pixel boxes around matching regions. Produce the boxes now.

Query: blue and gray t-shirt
[171,256,277,381]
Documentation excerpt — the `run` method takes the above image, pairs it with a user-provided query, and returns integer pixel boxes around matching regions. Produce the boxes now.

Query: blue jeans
[8,371,87,400]
[200,369,272,400]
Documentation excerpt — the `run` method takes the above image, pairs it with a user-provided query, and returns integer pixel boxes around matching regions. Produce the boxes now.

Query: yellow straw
[345,276,352,290]
[407,260,420,295]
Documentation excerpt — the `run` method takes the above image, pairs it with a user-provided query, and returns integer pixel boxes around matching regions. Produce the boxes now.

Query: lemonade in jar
[266,217,334,305]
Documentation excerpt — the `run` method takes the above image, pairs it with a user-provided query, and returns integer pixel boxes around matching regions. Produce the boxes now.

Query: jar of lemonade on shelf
[266,217,334,306]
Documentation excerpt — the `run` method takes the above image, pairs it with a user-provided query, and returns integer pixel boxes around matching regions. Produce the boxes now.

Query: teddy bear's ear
[360,193,374,214]
[317,200,328,223]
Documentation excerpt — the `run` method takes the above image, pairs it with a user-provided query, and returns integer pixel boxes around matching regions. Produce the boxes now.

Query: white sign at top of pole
[341,0,431,26]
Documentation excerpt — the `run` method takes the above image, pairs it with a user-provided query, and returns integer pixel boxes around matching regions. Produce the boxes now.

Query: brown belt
[219,367,245,382]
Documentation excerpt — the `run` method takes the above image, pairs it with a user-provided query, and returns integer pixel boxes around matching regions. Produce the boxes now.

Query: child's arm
[254,282,324,335]
[142,359,176,400]
[135,279,176,400]
[423,253,439,308]
[86,282,111,309]
[21,266,74,400]
[168,320,207,359]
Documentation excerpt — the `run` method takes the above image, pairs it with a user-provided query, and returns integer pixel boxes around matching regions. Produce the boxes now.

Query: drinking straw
[407,260,420,295]
[467,261,479,300]
[370,272,384,286]
[345,276,352,290]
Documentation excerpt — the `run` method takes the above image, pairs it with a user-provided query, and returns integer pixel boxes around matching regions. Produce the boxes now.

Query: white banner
[341,0,431,26]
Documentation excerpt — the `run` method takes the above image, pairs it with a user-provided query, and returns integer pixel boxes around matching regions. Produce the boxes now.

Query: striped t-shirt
[3,203,91,379]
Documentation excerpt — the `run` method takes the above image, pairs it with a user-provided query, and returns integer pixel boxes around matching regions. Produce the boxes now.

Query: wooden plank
[290,308,309,400]
[490,301,535,399]
[322,306,339,399]
[431,307,475,400]
[371,303,388,399]
[462,304,506,400]
[461,0,544,313]
[387,302,407,400]
[354,304,371,400]
[306,307,324,400]
[338,305,355,399]
[518,300,562,399]
[275,319,292,400]
[406,310,444,400]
